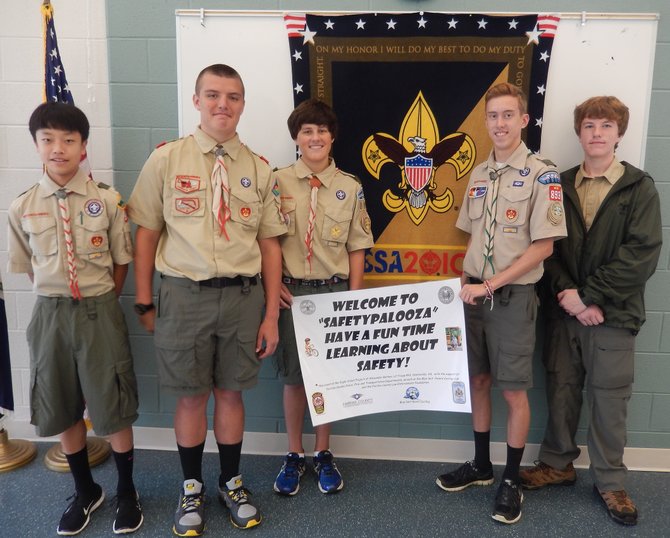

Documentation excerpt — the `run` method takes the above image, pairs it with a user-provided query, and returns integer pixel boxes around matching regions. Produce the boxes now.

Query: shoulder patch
[537,171,561,185]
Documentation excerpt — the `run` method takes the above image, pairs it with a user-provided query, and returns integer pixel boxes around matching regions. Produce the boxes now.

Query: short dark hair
[28,102,90,142]
[485,82,528,114]
[573,96,630,136]
[287,99,338,140]
[194,64,245,96]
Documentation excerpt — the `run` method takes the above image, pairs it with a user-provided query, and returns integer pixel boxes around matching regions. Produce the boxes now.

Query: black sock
[502,444,525,483]
[473,430,492,470]
[218,441,242,487]
[177,442,205,483]
[113,448,136,496]
[65,446,96,499]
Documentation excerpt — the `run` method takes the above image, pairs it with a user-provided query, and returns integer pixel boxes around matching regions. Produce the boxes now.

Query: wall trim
[7,422,669,473]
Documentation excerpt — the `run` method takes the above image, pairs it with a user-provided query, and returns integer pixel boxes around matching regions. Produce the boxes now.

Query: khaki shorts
[464,282,537,390]
[27,291,139,437]
[274,279,349,385]
[154,275,264,395]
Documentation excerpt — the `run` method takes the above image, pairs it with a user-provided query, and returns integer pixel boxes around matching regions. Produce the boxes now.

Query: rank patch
[84,199,103,217]
[91,235,104,248]
[505,208,518,223]
[240,206,252,220]
[331,224,342,239]
[175,198,200,214]
[175,175,200,193]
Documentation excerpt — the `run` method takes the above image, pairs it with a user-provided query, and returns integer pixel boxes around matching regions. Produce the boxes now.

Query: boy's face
[193,73,245,142]
[485,95,529,160]
[34,128,87,186]
[295,123,333,169]
[578,117,621,161]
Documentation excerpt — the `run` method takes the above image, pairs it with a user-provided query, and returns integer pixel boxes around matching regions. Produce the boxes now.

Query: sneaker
[173,479,205,537]
[435,461,494,492]
[313,450,344,494]
[57,483,105,536]
[595,487,638,526]
[274,452,306,495]
[218,475,261,529]
[113,490,143,534]
[491,479,524,524]
[519,461,576,490]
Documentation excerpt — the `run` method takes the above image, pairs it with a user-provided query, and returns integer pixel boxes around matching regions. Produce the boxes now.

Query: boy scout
[434,83,567,524]
[128,64,286,536]
[520,96,662,526]
[272,99,374,496]
[7,102,142,535]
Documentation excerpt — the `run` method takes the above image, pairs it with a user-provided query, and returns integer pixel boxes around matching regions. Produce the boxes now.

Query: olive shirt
[127,127,286,280]
[275,159,374,279]
[456,141,567,283]
[7,169,132,295]
[574,159,625,231]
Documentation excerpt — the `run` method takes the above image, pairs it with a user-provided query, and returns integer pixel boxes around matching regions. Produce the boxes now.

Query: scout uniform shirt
[7,169,133,296]
[127,128,287,280]
[575,159,625,231]
[456,141,567,284]
[275,159,374,279]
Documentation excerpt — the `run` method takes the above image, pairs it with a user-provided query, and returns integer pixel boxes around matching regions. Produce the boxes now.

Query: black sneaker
[436,461,494,492]
[113,490,143,534]
[57,483,105,536]
[491,479,524,524]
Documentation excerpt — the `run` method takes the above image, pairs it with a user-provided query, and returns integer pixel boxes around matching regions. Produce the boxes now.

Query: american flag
[43,3,73,104]
[42,2,91,176]
[537,14,560,39]
[284,13,306,37]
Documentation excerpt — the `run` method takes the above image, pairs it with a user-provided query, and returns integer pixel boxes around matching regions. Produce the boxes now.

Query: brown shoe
[595,487,638,526]
[519,461,576,490]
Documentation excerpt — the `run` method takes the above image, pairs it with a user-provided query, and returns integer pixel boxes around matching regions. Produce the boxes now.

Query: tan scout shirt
[575,159,624,231]
[7,169,133,297]
[276,159,374,279]
[128,128,287,280]
[456,142,567,284]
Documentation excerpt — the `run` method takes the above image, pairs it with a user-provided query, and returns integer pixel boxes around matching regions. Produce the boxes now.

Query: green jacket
[542,161,662,332]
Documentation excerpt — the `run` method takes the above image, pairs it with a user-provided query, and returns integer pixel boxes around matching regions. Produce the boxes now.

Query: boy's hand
[138,309,156,333]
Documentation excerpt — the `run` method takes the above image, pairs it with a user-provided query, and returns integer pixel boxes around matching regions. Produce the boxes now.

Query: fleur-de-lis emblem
[362,92,475,225]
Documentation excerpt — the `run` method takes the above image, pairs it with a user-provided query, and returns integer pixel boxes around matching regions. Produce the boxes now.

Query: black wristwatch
[134,303,155,316]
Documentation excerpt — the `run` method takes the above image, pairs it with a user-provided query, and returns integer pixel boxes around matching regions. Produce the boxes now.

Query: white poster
[291,279,470,426]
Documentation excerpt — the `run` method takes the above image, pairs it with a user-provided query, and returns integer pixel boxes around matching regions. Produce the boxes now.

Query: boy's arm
[347,249,366,291]
[257,236,282,358]
[112,263,128,297]
[460,238,555,304]
[134,225,161,332]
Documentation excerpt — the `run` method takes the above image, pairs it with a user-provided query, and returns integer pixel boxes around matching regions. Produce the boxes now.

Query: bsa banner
[291,279,470,425]
[286,12,559,286]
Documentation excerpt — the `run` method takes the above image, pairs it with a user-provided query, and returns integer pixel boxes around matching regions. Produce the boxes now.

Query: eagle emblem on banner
[362,92,475,225]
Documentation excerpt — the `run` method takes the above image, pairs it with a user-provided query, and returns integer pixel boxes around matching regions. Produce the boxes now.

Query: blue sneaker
[313,450,343,494]
[273,453,306,496]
